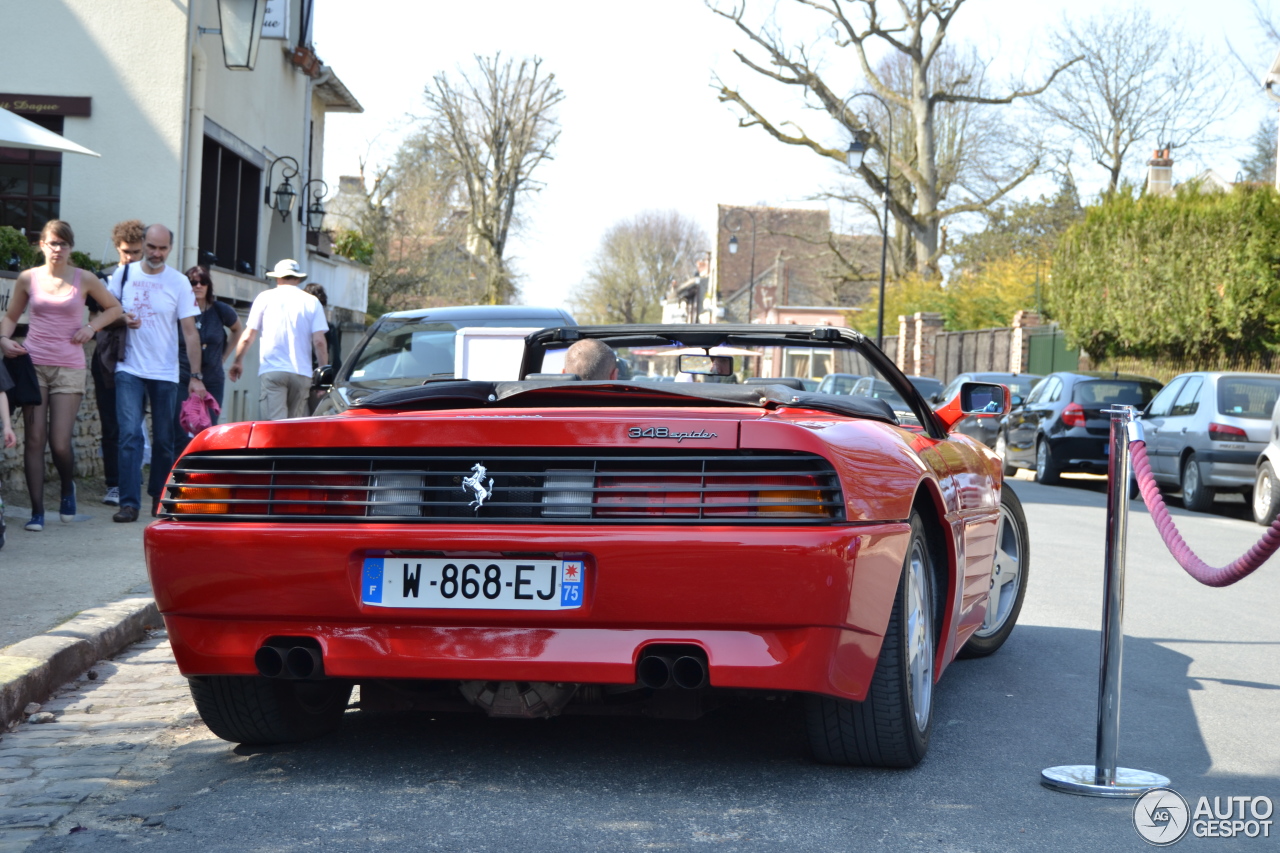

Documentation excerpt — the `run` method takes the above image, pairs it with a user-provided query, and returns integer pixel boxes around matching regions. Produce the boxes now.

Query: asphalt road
[17,473,1280,851]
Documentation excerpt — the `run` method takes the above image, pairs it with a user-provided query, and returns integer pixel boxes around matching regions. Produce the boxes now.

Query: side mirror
[679,354,733,376]
[935,382,1010,432]
[1010,394,1023,408]
[313,364,337,388]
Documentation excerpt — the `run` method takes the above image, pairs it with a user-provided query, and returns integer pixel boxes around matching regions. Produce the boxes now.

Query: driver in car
[562,339,618,381]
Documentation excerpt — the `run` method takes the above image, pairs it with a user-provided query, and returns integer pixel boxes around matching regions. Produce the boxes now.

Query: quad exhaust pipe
[637,650,708,690]
[255,640,325,680]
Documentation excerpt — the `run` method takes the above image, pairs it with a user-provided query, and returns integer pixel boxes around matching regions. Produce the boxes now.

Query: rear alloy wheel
[1034,439,1061,485]
[1253,462,1280,526]
[189,675,352,745]
[805,512,935,767]
[1180,453,1215,513]
[959,485,1029,658]
[995,432,1018,477]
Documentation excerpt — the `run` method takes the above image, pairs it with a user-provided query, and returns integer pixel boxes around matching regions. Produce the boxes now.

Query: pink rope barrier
[1130,440,1278,586]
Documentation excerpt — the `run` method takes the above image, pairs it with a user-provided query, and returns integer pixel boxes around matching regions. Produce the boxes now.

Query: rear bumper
[1202,459,1257,489]
[1049,435,1109,472]
[163,618,880,700]
[146,521,912,702]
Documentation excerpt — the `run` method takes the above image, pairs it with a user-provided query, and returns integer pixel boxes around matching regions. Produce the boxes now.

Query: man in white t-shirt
[229,259,328,420]
[110,224,204,523]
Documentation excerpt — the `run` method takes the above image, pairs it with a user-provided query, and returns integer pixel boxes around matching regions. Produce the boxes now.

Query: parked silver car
[1249,388,1280,525]
[1138,372,1280,513]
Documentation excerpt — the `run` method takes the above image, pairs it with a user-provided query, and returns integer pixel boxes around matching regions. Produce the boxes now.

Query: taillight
[273,474,366,515]
[171,472,231,514]
[171,472,270,515]
[1209,423,1248,441]
[1061,402,1086,428]
[595,476,701,517]
[169,471,364,516]
[593,473,833,518]
[706,474,828,517]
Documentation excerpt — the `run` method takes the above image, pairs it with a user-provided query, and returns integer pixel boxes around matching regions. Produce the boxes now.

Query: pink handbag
[179,391,221,436]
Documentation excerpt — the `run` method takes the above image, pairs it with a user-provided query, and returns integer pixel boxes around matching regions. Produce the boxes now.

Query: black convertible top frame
[356,325,944,438]
[518,324,944,438]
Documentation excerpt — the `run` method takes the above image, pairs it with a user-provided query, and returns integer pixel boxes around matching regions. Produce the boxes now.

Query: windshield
[1073,379,1161,408]
[344,317,563,386]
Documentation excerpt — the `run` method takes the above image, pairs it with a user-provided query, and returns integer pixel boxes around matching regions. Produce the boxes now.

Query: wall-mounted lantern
[299,178,329,231]
[198,0,267,71]
[264,155,300,222]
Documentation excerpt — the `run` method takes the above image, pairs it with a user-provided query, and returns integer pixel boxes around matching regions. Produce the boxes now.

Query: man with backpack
[89,219,144,507]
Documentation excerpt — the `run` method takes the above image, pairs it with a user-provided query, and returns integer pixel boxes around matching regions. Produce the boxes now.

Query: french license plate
[361,557,584,610]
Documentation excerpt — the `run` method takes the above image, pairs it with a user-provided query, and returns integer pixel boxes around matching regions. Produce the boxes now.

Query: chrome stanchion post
[1041,406,1170,797]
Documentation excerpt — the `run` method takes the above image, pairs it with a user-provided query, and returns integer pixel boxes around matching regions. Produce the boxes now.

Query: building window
[0,115,62,235]
[198,137,260,275]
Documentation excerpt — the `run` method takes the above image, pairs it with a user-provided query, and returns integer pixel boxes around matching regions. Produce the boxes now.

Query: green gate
[1028,327,1079,375]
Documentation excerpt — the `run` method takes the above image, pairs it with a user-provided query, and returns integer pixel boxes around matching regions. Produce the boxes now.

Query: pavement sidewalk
[1,481,159,729]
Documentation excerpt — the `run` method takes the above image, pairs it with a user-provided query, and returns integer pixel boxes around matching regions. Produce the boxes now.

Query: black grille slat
[163,450,844,524]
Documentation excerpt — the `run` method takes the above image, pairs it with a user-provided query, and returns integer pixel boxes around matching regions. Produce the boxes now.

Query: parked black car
[906,375,944,402]
[997,371,1162,483]
[935,372,1043,448]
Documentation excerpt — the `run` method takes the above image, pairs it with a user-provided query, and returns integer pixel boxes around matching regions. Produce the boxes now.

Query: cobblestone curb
[0,599,161,730]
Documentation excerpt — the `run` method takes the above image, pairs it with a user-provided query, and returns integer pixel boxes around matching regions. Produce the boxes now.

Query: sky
[313,0,1278,313]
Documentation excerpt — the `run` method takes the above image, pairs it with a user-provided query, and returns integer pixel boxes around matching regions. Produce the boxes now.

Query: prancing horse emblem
[461,463,494,510]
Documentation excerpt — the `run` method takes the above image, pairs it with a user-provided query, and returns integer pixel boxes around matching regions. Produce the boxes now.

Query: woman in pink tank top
[0,220,123,531]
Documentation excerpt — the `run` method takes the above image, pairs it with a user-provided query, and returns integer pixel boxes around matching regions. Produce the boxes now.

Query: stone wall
[1,367,108,489]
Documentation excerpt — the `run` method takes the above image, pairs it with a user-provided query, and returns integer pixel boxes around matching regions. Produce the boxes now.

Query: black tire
[189,675,352,745]
[1180,453,1215,513]
[959,485,1029,658]
[1034,438,1061,485]
[995,432,1018,477]
[804,512,935,768]
[1253,462,1280,526]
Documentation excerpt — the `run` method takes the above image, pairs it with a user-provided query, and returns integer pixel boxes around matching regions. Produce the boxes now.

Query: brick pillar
[896,315,913,372]
[912,312,945,377]
[1009,310,1042,373]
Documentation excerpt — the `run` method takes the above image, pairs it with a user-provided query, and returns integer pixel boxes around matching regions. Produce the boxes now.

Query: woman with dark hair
[0,220,123,531]
[175,266,242,452]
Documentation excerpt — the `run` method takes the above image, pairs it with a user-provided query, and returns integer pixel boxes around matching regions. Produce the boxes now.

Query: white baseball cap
[266,259,306,279]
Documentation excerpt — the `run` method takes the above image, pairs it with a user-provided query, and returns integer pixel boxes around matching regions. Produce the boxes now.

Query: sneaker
[103,486,120,506]
[60,484,77,523]
[24,514,44,532]
[112,506,139,523]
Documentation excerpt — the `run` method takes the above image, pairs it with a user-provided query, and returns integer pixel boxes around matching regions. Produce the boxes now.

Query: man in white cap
[229,259,328,420]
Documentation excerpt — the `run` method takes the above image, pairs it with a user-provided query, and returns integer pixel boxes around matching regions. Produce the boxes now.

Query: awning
[0,107,99,156]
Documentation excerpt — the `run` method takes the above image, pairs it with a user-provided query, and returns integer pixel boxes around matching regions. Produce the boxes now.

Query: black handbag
[3,352,42,409]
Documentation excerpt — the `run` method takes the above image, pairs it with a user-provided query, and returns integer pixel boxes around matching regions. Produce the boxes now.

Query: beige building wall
[4,0,190,259]
[0,0,367,437]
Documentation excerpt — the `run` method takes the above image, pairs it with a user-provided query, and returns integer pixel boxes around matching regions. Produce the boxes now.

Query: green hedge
[1048,186,1280,360]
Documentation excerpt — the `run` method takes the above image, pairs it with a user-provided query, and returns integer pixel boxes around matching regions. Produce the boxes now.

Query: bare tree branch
[427,54,564,304]
[709,0,1067,276]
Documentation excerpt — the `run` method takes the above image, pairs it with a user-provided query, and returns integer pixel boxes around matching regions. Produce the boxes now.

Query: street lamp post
[843,92,893,349]
[723,207,758,324]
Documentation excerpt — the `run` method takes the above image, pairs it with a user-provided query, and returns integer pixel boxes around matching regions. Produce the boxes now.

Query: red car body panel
[145,403,1004,703]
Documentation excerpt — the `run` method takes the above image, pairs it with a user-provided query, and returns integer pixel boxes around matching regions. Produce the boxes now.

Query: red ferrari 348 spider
[145,324,1029,768]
